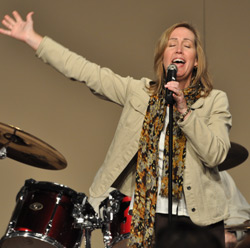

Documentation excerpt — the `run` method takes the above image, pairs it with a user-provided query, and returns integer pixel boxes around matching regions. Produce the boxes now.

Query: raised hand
[0,10,43,50]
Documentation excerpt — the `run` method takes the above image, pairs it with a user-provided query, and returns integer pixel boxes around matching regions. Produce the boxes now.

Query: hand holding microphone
[164,64,190,118]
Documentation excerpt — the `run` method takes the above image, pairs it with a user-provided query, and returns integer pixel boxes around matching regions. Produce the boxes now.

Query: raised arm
[0,10,42,50]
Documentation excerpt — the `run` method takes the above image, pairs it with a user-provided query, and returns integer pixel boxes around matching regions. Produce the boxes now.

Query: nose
[176,44,183,54]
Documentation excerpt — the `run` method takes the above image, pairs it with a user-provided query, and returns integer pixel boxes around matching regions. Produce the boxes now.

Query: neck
[177,75,192,89]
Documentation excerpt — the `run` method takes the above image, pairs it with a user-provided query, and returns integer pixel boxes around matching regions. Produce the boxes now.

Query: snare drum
[100,190,132,248]
[0,179,87,248]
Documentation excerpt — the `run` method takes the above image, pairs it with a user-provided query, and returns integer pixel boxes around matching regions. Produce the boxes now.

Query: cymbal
[218,142,249,171]
[0,122,67,170]
[225,221,250,231]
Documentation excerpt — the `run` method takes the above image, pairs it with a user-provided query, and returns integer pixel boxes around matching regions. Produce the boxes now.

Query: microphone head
[167,64,178,72]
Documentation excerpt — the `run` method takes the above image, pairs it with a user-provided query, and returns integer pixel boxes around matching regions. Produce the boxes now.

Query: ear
[194,58,198,67]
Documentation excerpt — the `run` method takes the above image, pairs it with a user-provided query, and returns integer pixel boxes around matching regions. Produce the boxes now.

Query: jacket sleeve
[36,36,134,106]
[179,90,232,168]
[221,171,250,240]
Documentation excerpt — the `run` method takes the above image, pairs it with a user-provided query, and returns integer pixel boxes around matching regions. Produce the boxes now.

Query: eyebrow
[169,38,194,42]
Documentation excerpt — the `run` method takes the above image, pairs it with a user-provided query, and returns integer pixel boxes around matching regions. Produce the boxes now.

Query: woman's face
[163,27,198,87]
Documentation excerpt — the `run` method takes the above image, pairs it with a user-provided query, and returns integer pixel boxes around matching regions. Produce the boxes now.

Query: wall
[0,0,249,247]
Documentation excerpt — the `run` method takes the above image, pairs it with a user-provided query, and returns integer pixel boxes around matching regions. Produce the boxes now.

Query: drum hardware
[72,196,102,248]
[72,201,101,230]
[0,146,7,159]
[101,192,120,222]
[99,191,122,247]
[0,128,17,159]
[218,142,249,171]
[99,190,131,248]
[29,202,44,211]
[0,122,67,170]
[45,191,63,236]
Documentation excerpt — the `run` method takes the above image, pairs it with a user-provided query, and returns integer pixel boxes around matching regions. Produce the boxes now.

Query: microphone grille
[167,64,178,72]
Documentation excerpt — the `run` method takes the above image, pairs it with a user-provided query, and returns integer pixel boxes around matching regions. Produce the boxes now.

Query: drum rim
[0,231,64,248]
[25,179,77,195]
[19,179,86,202]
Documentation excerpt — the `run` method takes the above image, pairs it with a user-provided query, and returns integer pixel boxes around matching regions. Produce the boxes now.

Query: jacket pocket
[129,96,148,115]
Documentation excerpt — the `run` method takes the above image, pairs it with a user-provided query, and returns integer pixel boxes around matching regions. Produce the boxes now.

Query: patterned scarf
[129,82,203,248]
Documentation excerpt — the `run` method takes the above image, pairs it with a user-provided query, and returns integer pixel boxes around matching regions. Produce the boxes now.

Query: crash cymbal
[0,122,67,170]
[225,220,250,231]
[218,142,249,171]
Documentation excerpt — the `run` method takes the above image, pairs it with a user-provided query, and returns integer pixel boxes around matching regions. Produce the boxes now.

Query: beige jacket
[36,36,232,226]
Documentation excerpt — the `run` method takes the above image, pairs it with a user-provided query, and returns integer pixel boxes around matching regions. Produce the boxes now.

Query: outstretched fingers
[0,12,17,35]
[26,11,34,22]
[12,10,23,22]
[0,27,11,36]
[1,16,13,31]
[0,16,13,36]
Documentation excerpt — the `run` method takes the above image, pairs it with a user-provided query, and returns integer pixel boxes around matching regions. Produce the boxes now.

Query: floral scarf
[129,82,203,247]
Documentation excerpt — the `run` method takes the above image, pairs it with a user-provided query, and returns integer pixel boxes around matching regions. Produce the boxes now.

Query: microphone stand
[165,92,174,225]
[163,64,177,225]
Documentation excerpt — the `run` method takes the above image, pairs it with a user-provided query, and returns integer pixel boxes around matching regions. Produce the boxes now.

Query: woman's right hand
[0,10,43,50]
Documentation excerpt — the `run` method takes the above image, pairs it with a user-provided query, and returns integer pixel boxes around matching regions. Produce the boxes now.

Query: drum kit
[0,122,131,248]
[0,121,249,248]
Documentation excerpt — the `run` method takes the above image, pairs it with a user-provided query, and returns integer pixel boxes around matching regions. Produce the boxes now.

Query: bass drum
[0,179,87,248]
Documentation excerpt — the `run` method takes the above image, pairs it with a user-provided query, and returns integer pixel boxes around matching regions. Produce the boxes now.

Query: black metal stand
[164,64,177,226]
[167,102,174,225]
[85,229,92,248]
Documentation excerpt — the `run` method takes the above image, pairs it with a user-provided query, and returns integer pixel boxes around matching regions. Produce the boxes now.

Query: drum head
[0,234,63,248]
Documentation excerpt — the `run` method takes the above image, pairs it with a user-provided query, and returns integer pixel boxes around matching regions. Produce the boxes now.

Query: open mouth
[172,58,185,64]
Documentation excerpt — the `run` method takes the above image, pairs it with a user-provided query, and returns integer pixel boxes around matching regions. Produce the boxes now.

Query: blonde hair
[151,22,212,97]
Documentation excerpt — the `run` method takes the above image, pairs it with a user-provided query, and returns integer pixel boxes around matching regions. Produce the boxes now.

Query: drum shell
[0,180,85,248]
[109,196,131,240]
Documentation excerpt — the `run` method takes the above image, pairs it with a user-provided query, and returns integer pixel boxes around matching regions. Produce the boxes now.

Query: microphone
[164,64,177,104]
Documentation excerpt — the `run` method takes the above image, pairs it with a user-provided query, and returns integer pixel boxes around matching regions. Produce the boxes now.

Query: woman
[0,11,232,247]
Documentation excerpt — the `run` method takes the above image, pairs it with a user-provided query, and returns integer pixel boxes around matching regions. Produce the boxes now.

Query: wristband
[179,107,191,122]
